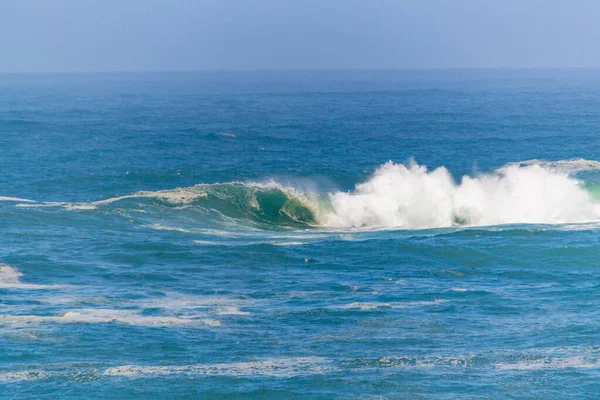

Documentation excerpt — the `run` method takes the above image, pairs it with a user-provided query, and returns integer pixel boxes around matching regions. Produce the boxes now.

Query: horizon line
[4,66,600,75]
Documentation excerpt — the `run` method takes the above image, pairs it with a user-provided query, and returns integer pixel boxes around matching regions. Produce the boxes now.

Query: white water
[325,159,600,229]
[0,264,66,289]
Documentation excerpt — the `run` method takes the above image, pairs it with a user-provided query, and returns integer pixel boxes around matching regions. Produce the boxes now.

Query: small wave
[0,196,36,203]
[193,240,225,245]
[339,299,446,310]
[149,224,195,233]
[16,201,71,209]
[0,265,67,290]
[505,158,600,174]
[215,132,236,138]
[216,305,251,316]
[269,241,307,246]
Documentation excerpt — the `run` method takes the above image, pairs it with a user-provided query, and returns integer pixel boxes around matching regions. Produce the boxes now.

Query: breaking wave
[10,158,600,230]
[326,158,600,229]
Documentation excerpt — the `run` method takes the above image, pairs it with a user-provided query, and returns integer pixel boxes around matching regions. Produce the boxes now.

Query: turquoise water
[3,70,600,398]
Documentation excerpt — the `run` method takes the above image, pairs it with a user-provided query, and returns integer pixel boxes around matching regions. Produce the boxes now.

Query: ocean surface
[3,69,600,399]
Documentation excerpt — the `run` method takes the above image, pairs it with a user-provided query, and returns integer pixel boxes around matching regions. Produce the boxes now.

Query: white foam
[123,294,251,320]
[375,355,473,369]
[325,159,600,229]
[103,357,332,378]
[216,132,236,138]
[340,299,445,310]
[16,201,67,208]
[16,188,207,210]
[0,264,66,290]
[141,294,251,310]
[0,371,47,382]
[0,196,36,203]
[342,302,391,310]
[217,306,250,316]
[202,319,222,326]
[65,203,97,211]
[25,293,250,324]
[0,309,208,326]
[495,356,600,370]
[93,189,206,206]
[507,158,600,174]
[149,224,194,233]
[193,240,223,245]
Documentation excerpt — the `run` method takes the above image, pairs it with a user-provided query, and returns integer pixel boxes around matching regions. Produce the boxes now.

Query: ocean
[2,69,600,398]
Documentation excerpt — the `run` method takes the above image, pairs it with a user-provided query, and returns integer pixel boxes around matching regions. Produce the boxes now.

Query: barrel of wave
[193,182,325,228]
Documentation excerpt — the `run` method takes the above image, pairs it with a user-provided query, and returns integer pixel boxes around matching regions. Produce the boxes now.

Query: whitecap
[0,264,67,290]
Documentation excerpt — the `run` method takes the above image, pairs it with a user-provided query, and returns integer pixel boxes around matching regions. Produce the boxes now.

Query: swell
[8,158,600,231]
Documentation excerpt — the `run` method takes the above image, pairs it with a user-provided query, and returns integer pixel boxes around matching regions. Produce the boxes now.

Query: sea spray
[326,159,600,229]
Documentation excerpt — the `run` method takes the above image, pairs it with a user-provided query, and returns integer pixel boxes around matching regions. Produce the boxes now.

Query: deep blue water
[3,70,600,398]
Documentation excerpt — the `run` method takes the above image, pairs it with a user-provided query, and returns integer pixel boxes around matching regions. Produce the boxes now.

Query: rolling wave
[15,182,324,228]
[8,158,600,230]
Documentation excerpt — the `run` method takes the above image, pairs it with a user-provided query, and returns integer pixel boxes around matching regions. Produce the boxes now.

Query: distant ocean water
[3,70,600,398]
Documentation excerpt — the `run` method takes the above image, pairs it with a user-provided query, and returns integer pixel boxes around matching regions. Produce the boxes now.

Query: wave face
[90,182,323,229]
[326,159,600,229]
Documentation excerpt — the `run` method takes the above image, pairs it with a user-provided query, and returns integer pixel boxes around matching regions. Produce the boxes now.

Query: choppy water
[3,70,600,398]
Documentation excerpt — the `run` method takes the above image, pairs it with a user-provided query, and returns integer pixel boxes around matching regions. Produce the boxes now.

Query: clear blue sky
[1,0,599,72]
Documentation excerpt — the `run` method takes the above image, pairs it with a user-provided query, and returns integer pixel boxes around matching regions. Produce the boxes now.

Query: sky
[1,0,600,73]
